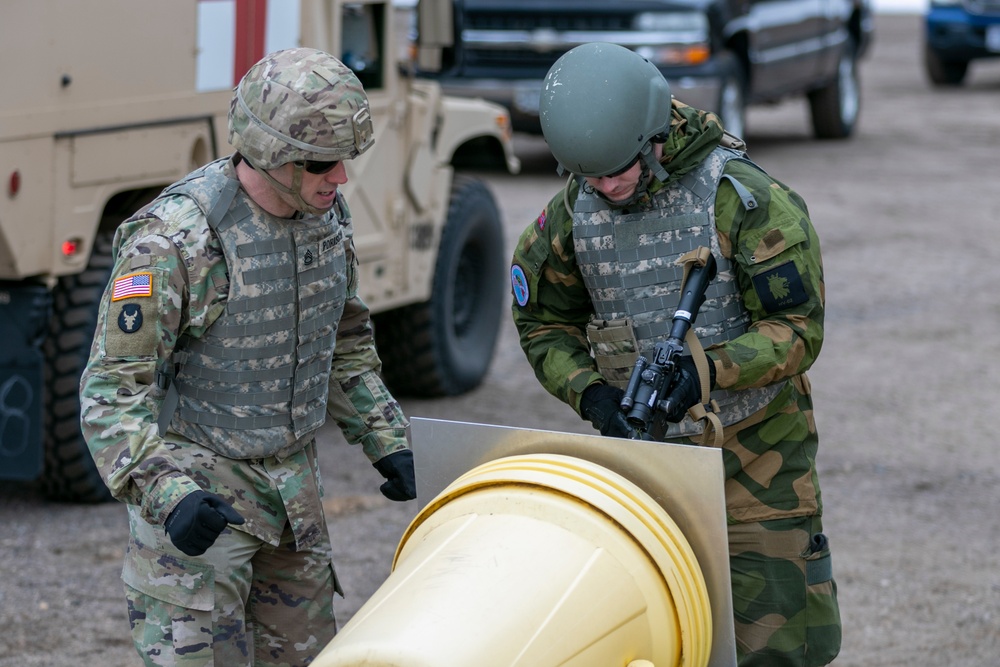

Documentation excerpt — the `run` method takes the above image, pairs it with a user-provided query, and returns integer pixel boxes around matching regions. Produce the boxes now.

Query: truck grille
[464,11,633,32]
[461,9,636,71]
[464,48,567,69]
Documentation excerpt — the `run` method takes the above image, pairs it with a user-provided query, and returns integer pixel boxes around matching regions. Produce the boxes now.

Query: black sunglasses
[296,160,340,175]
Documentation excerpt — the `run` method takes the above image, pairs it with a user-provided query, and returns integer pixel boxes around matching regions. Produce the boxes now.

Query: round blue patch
[511,264,529,307]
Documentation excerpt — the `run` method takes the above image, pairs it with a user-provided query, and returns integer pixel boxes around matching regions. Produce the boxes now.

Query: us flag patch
[111,272,153,301]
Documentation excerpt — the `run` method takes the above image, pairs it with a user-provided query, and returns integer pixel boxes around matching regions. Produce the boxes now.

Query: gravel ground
[3,12,1000,667]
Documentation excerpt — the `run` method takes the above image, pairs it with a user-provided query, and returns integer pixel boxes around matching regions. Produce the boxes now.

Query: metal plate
[410,417,737,667]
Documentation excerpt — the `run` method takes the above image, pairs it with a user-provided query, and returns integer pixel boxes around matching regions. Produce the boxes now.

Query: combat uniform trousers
[122,505,339,667]
[690,381,842,667]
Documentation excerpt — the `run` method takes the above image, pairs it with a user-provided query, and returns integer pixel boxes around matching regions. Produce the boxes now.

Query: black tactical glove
[164,490,245,557]
[580,383,633,439]
[373,449,416,501]
[662,355,716,423]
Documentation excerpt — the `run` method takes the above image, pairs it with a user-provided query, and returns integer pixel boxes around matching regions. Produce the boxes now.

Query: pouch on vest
[586,317,639,390]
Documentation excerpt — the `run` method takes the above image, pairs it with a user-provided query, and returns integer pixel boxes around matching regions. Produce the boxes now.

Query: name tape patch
[320,232,341,255]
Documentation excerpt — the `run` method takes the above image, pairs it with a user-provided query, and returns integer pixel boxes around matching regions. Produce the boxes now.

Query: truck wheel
[375,176,505,396]
[808,37,860,139]
[924,44,968,86]
[717,62,747,140]
[41,230,115,502]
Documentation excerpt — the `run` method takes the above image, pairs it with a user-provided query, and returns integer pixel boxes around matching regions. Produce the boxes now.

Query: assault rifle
[619,253,718,435]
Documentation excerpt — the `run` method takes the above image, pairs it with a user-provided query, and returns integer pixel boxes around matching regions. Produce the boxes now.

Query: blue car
[925,0,1000,84]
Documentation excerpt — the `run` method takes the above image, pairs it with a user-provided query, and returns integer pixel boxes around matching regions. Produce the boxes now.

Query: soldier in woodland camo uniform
[511,43,840,666]
[80,48,415,667]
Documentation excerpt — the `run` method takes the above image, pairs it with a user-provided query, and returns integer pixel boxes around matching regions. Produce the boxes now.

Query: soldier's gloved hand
[580,383,633,439]
[373,449,416,501]
[662,355,716,423]
[164,490,245,557]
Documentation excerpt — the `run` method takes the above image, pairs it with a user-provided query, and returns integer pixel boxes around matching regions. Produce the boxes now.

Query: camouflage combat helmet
[539,42,671,180]
[230,47,373,168]
[229,48,374,214]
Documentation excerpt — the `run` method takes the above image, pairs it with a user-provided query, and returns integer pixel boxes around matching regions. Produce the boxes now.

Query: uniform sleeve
[510,181,603,414]
[325,233,409,463]
[79,212,228,524]
[709,162,825,390]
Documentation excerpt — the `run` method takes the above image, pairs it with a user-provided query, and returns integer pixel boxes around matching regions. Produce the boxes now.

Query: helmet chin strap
[256,163,330,217]
[640,141,669,182]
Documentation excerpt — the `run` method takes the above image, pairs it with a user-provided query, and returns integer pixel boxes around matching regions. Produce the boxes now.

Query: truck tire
[374,176,505,396]
[808,37,860,139]
[41,230,115,502]
[924,44,968,86]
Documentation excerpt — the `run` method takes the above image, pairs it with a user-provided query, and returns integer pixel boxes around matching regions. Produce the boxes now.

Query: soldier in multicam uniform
[510,43,841,666]
[79,48,415,667]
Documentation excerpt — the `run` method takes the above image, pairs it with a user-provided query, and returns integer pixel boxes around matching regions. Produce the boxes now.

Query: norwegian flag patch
[111,272,153,301]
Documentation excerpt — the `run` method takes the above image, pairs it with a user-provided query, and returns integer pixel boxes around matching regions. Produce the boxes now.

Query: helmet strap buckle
[638,142,669,183]
[353,108,374,154]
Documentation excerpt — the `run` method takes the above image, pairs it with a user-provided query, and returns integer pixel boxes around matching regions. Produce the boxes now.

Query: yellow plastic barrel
[314,453,712,667]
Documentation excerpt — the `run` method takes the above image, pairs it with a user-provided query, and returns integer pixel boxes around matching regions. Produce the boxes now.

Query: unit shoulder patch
[104,270,161,359]
[751,261,808,313]
[511,264,529,307]
[117,303,144,333]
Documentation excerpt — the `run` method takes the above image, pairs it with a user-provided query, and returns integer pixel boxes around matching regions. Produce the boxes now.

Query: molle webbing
[585,318,639,388]
[574,146,785,439]
[573,152,750,351]
[156,160,348,459]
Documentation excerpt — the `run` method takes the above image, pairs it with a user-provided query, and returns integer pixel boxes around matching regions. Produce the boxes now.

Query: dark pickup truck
[413,0,875,140]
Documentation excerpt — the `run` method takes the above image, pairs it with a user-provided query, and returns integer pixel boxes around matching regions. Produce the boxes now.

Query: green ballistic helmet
[539,42,672,178]
[229,48,374,170]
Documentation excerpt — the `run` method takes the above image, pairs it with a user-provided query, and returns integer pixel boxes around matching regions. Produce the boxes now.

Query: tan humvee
[0,0,519,501]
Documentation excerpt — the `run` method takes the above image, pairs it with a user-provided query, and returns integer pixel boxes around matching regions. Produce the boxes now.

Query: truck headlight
[634,12,711,67]
[635,12,708,34]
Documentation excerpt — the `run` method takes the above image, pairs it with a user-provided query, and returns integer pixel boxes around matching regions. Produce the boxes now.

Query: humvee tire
[41,230,115,503]
[374,176,505,396]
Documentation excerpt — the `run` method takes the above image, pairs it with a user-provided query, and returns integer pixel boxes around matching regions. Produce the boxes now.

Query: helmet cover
[229,48,374,170]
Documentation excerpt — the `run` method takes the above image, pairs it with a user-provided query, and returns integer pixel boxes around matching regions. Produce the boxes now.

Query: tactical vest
[155,159,348,459]
[573,146,785,439]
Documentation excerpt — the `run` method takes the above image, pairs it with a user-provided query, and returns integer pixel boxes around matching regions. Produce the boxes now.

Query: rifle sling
[677,247,724,447]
